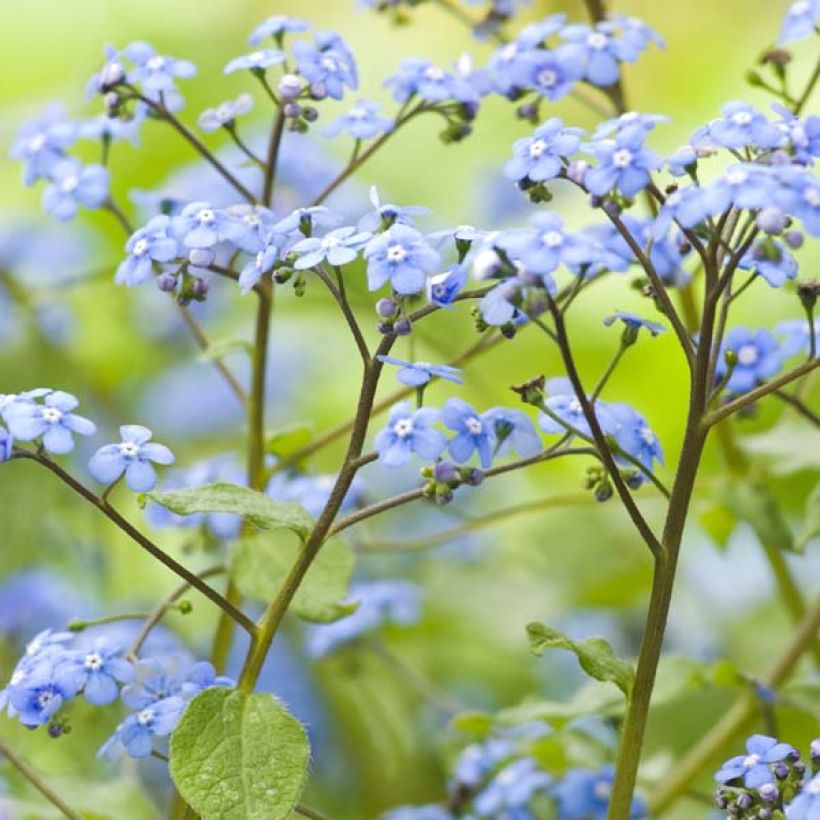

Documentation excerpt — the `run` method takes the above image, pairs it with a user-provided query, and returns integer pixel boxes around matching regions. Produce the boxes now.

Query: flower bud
[756,207,787,235]
[191,278,209,301]
[774,762,790,780]
[279,74,302,99]
[376,297,398,318]
[758,783,778,803]
[393,317,412,336]
[433,461,457,483]
[283,102,302,118]
[302,107,319,123]
[785,230,804,249]
[156,272,177,292]
[99,61,125,92]
[309,82,328,100]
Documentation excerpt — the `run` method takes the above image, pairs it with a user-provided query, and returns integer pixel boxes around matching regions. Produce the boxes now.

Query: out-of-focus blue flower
[593,111,668,140]
[427,264,468,308]
[274,205,343,236]
[504,117,584,183]
[779,0,820,44]
[88,425,174,492]
[607,403,664,473]
[116,215,179,287]
[0,426,11,462]
[450,737,515,793]
[605,15,665,52]
[305,579,422,657]
[324,100,394,140]
[715,734,793,788]
[4,390,96,454]
[585,125,661,198]
[777,318,820,357]
[774,166,820,236]
[692,101,784,152]
[10,104,77,186]
[124,41,196,95]
[374,401,447,467]
[483,407,542,458]
[442,398,495,468]
[291,226,371,269]
[772,103,820,162]
[498,211,591,276]
[716,327,782,395]
[239,234,287,293]
[538,377,618,439]
[364,224,442,294]
[78,113,143,145]
[248,15,309,45]
[384,58,479,104]
[665,145,698,177]
[223,205,279,254]
[359,187,431,232]
[511,46,585,101]
[383,806,453,820]
[172,201,236,249]
[603,310,665,337]
[267,472,365,519]
[42,159,109,222]
[197,93,254,132]
[224,49,286,75]
[559,23,639,87]
[5,663,79,727]
[101,695,186,759]
[786,772,820,819]
[0,571,89,640]
[474,757,552,817]
[739,239,798,287]
[556,766,646,818]
[377,356,463,387]
[59,638,133,706]
[293,35,358,100]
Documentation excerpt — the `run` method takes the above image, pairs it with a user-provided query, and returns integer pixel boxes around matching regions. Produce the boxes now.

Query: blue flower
[267,472,365,519]
[172,201,235,249]
[42,159,110,222]
[273,205,343,236]
[178,661,234,697]
[4,390,96,454]
[374,401,447,467]
[512,46,585,101]
[88,425,175,492]
[376,356,464,387]
[772,103,820,162]
[223,205,279,254]
[116,215,179,287]
[358,187,431,232]
[607,403,664,472]
[5,662,80,727]
[238,236,285,293]
[786,772,820,819]
[79,112,143,145]
[224,48,286,75]
[715,734,793,788]
[0,426,11,463]
[384,58,479,104]
[197,93,254,132]
[10,104,77,186]
[474,757,552,817]
[603,311,666,337]
[585,125,661,198]
[716,328,783,395]
[739,239,798,287]
[101,695,186,759]
[482,407,542,458]
[537,378,618,439]
[364,225,442,294]
[779,0,820,44]
[291,226,372,269]
[777,318,820,357]
[324,99,394,140]
[60,638,133,706]
[248,15,309,45]
[293,36,357,100]
[775,166,820,236]
[442,398,495,468]
[450,738,515,792]
[305,580,422,657]
[556,766,646,818]
[504,117,584,183]
[384,807,453,820]
[692,101,784,151]
[559,23,639,87]
[427,264,468,308]
[124,41,196,94]
[605,14,665,52]
[665,145,698,177]
[499,211,591,276]
[593,111,668,140]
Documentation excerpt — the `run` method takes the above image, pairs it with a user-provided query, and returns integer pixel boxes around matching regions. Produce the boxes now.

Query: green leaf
[699,499,737,550]
[724,476,795,552]
[170,688,309,820]
[148,482,314,541]
[230,532,356,623]
[795,482,820,552]
[265,424,314,459]
[741,420,820,475]
[526,623,634,697]
[449,711,495,738]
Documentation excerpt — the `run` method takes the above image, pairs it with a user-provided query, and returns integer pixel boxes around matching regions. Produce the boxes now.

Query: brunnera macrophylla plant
[0,0,819,817]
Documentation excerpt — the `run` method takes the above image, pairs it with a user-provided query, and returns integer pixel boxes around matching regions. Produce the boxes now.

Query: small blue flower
[78,112,143,145]
[248,15,309,45]
[474,757,552,816]
[504,117,584,183]
[364,224,442,294]
[499,211,591,276]
[376,356,464,387]
[715,734,793,788]
[772,103,820,162]
[124,41,196,95]
[692,101,784,152]
[0,427,11,463]
[60,638,133,706]
[482,407,542,458]
[42,159,110,222]
[779,0,820,44]
[593,111,668,140]
[384,58,479,104]
[559,23,639,87]
[10,104,77,186]
[4,390,96,454]
[450,738,515,793]
[512,46,585,101]
[291,226,372,269]
[777,317,820,357]
[603,311,666,337]
[88,425,175,492]
[665,145,698,177]
[116,215,180,287]
[383,806,453,820]
[775,167,820,236]
[427,264,468,308]
[605,15,665,52]
[359,187,431,232]
[374,401,447,467]
[538,378,618,439]
[716,328,783,395]
[556,766,646,818]
[273,205,343,236]
[585,125,661,198]
[172,202,235,249]
[739,239,798,287]
[224,48,286,75]
[238,235,285,293]
[786,772,820,819]
[197,93,254,132]
[293,37,357,100]
[324,99,394,140]
[607,403,664,472]
[178,661,234,697]
[442,398,495,468]
[100,695,187,759]
[6,663,79,727]
[223,205,279,254]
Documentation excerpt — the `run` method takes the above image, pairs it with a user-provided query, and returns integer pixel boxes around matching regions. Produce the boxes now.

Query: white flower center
[594,780,612,799]
[537,69,558,87]
[197,208,216,224]
[804,187,820,206]
[542,230,564,247]
[60,174,80,193]
[37,690,55,708]
[424,66,445,81]
[132,238,149,256]
[742,754,761,769]
[244,214,260,226]
[147,56,166,71]
[792,1,811,15]
[731,111,753,126]
[321,56,339,72]
[612,148,634,168]
[119,441,140,458]
[640,427,656,445]
[393,418,414,439]
[465,417,483,435]
[726,170,748,186]
[137,708,155,726]
[587,32,608,50]
[386,244,407,263]
[84,652,104,671]
[42,407,63,424]
[529,138,548,159]
[321,235,341,250]
[808,778,820,795]
[568,398,583,414]
[737,345,758,366]
[28,133,47,153]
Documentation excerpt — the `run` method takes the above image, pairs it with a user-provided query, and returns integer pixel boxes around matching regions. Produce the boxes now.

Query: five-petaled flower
[374,402,447,467]
[377,356,464,387]
[4,390,96,454]
[442,398,495,468]
[715,734,793,788]
[364,225,442,294]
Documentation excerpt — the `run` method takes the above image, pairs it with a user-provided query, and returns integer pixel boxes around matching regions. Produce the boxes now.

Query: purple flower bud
[758,783,778,803]
[794,760,806,775]
[278,74,302,99]
[810,738,820,761]
[773,762,790,780]
[394,317,412,336]
[433,461,457,483]
[99,61,125,91]
[434,488,454,505]
[785,230,804,249]
[736,793,753,810]
[191,278,209,300]
[283,102,301,118]
[302,107,319,123]
[376,321,392,334]
[464,468,484,487]
[376,297,398,318]
[310,82,328,100]
[756,207,787,234]
[156,273,177,292]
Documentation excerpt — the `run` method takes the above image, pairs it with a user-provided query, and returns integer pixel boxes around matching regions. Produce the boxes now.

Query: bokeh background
[0,1,818,818]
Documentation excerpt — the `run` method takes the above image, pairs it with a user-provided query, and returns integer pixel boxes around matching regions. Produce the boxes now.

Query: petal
[43,425,74,454]
[88,448,127,484]
[64,414,97,436]
[141,443,175,465]
[120,425,152,444]
[84,673,119,706]
[125,460,158,492]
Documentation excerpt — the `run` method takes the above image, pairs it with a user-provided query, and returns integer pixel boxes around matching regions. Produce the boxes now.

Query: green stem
[590,343,627,401]
[262,110,286,206]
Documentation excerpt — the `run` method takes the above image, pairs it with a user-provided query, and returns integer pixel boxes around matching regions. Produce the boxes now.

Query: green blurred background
[0,1,818,818]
